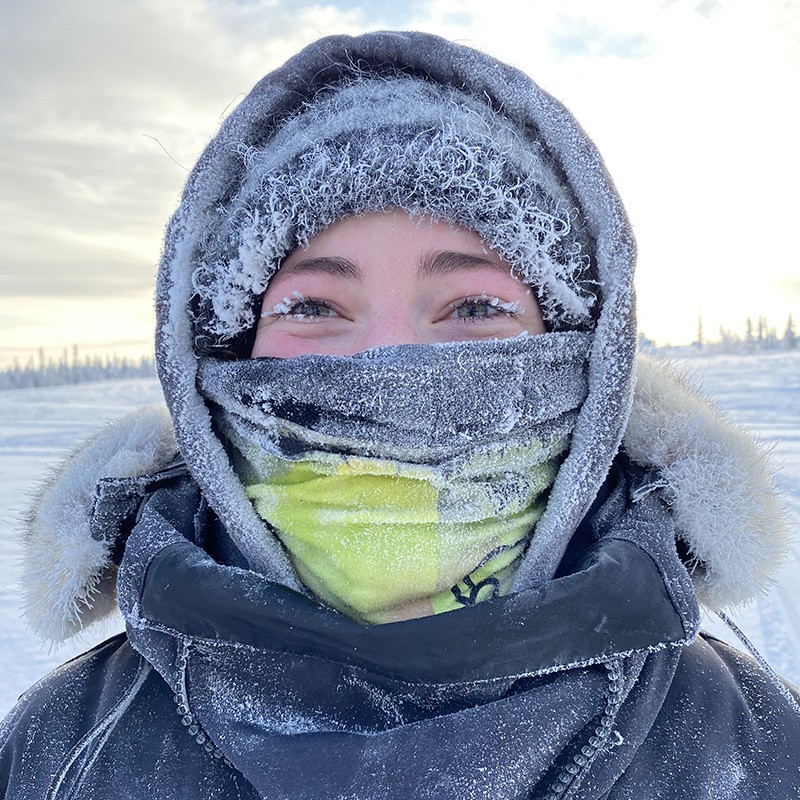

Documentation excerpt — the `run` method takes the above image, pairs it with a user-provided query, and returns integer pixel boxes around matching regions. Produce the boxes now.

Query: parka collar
[119,463,699,686]
[115,462,699,800]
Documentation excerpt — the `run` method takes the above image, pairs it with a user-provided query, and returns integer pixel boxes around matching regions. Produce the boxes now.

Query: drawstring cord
[715,610,800,717]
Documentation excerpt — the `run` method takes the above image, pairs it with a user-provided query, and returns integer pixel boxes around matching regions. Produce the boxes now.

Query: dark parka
[2,458,799,798]
[2,31,799,799]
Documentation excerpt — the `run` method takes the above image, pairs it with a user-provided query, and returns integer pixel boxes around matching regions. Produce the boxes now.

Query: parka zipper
[173,637,232,766]
[544,658,626,800]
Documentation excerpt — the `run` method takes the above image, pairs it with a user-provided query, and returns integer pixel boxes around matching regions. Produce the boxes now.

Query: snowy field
[0,352,798,718]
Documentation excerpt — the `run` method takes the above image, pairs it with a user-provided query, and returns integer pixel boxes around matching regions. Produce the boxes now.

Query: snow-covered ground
[669,351,800,683]
[0,352,798,718]
[0,379,163,717]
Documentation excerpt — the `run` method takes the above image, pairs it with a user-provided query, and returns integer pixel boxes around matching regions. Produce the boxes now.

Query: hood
[155,31,637,594]
[20,354,789,642]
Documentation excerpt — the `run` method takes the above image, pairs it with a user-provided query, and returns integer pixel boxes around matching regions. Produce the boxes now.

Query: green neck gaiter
[198,332,590,625]
[244,441,564,624]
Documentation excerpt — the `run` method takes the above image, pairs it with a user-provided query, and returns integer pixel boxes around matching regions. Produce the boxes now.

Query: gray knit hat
[189,73,597,355]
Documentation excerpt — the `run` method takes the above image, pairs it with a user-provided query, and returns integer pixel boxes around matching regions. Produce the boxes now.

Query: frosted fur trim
[624,355,789,610]
[21,405,177,642]
[191,76,594,341]
[21,359,788,641]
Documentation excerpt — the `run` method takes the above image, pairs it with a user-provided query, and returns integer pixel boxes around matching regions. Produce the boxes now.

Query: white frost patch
[262,291,306,318]
[488,297,521,314]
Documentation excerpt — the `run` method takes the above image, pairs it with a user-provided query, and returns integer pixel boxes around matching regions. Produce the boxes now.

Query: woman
[2,30,798,799]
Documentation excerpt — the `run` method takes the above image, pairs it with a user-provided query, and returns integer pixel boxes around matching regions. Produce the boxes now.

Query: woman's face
[252,209,546,358]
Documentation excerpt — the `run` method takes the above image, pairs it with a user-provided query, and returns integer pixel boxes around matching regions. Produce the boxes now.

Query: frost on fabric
[156,613,627,800]
[198,332,591,464]
[192,333,590,617]
[188,75,597,343]
[195,333,590,615]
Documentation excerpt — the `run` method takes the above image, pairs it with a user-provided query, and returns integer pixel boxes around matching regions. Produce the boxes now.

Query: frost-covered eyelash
[260,291,333,320]
[261,291,306,318]
[451,295,522,316]
[261,293,521,320]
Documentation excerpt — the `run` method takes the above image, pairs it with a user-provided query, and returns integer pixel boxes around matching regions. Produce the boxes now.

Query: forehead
[276,210,517,283]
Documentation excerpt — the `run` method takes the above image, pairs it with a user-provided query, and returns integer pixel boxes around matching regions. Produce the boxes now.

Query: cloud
[0,256,150,299]
[0,0,371,306]
[549,16,656,59]
[300,0,425,26]
[694,0,722,18]
[0,0,797,353]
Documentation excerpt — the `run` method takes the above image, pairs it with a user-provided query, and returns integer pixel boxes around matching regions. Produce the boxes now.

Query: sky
[1,0,798,366]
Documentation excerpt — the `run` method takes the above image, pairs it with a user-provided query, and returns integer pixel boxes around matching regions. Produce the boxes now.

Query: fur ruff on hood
[20,355,789,643]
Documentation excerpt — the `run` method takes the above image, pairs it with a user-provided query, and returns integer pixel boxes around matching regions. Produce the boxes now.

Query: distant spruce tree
[745,317,755,349]
[785,314,798,350]
[694,309,704,349]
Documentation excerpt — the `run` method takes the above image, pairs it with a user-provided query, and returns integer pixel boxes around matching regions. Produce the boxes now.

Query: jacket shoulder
[616,634,800,798]
[0,633,256,799]
[0,634,146,796]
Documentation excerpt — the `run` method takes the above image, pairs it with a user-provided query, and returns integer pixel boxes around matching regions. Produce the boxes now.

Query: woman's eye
[451,296,520,321]
[263,293,337,319]
[287,300,336,318]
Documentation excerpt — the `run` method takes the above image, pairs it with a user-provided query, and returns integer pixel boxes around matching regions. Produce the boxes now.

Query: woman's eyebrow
[274,251,508,282]
[419,250,510,277]
[274,256,362,281]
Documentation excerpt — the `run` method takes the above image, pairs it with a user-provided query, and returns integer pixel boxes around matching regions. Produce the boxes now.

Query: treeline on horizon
[1,316,798,391]
[0,346,155,390]
[640,313,798,353]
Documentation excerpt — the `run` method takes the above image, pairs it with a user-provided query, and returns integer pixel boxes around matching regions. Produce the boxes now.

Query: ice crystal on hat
[190,76,597,345]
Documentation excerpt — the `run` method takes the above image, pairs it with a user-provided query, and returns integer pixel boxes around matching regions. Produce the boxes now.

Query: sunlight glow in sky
[1,0,798,366]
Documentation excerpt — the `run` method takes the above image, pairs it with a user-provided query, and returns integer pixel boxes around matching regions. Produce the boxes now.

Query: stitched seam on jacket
[46,659,151,800]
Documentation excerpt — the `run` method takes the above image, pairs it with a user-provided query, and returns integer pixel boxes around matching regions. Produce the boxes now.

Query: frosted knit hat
[190,74,597,355]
